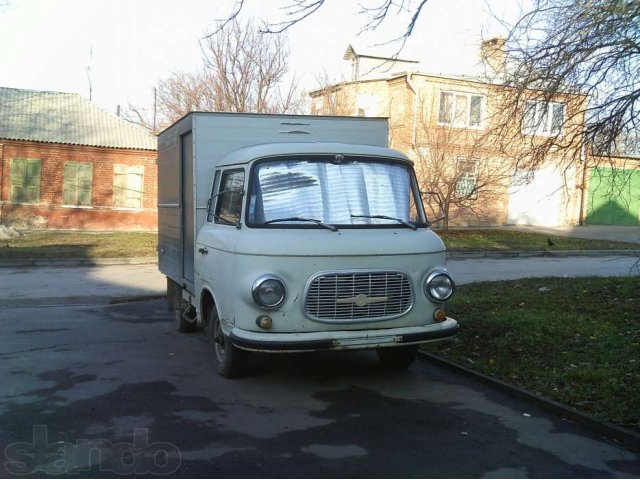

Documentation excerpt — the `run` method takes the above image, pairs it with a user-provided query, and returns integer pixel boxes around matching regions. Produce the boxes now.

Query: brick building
[310,42,592,227]
[0,87,157,230]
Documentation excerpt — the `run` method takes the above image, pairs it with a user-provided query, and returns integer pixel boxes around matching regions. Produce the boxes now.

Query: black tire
[377,345,418,369]
[206,307,247,378]
[167,278,177,312]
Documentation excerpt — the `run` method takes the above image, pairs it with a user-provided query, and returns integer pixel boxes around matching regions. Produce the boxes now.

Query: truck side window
[207,171,221,223]
[214,169,245,225]
[207,170,220,222]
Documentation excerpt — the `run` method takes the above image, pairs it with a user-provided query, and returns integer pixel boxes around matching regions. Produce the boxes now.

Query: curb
[446,249,640,259]
[0,257,158,268]
[419,352,640,452]
[1,250,638,269]
[0,294,166,308]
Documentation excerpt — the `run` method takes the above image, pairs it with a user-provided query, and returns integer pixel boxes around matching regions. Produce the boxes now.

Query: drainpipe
[0,142,4,225]
[405,72,419,149]
[578,141,588,226]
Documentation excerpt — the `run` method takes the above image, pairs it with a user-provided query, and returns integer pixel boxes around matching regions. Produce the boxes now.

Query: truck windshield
[247,157,427,228]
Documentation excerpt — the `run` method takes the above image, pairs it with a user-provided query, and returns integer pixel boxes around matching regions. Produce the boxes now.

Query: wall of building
[0,140,157,230]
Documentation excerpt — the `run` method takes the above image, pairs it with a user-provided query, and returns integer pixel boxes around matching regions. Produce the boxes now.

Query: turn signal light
[433,309,447,322]
[256,315,273,330]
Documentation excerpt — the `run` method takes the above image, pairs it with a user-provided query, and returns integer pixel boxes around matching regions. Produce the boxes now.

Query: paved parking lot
[1,299,638,478]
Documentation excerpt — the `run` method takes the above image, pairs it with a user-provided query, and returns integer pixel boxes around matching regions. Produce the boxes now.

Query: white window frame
[438,91,485,129]
[522,101,565,136]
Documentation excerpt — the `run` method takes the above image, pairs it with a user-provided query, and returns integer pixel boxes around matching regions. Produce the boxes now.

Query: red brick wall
[0,140,158,230]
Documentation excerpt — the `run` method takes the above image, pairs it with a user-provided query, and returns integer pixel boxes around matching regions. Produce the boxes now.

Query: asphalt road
[0,255,638,308]
[449,255,640,285]
[0,299,638,478]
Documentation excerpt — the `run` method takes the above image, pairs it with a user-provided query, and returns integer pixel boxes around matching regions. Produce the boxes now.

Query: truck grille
[304,271,413,322]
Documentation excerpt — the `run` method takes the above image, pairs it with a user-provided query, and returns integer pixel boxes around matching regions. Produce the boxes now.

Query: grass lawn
[0,228,636,261]
[0,231,157,259]
[423,276,640,432]
[438,229,639,251]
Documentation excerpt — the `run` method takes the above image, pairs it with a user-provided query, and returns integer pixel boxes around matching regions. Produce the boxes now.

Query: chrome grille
[304,271,413,322]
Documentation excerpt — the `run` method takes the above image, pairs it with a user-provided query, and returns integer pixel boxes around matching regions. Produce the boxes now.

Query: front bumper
[229,318,459,352]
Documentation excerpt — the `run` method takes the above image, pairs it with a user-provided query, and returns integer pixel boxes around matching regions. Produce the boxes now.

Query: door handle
[198,247,208,255]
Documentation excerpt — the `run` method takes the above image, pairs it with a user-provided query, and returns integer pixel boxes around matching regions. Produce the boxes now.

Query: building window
[114,165,144,209]
[10,158,41,203]
[522,101,565,136]
[438,91,484,128]
[456,157,479,197]
[215,169,245,225]
[63,162,93,206]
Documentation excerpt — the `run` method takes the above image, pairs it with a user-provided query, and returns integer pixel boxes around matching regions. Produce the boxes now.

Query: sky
[0,0,527,115]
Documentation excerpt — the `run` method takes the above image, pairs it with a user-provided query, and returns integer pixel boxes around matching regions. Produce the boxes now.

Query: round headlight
[424,270,455,301]
[252,275,286,309]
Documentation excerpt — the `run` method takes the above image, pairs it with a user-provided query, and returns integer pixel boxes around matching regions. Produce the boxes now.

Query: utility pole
[86,45,93,101]
[153,87,158,135]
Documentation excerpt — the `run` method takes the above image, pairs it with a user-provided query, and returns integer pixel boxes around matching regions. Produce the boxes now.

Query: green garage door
[586,167,640,225]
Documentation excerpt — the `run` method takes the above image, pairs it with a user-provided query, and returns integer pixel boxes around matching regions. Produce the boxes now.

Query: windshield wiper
[351,214,418,230]
[264,217,338,232]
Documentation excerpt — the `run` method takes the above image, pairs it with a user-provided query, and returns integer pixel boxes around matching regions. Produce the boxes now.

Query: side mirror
[421,191,446,225]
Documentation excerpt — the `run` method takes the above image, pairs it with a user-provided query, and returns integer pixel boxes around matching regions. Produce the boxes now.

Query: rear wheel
[377,345,418,369]
[206,307,247,378]
[167,278,177,312]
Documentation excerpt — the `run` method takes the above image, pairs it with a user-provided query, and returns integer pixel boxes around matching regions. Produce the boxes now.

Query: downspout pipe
[405,72,419,149]
[578,140,588,226]
[0,142,4,225]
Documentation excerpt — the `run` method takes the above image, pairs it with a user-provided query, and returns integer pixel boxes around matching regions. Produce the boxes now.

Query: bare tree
[475,0,640,230]
[497,0,640,159]
[124,19,301,133]
[413,101,513,230]
[201,18,301,114]
[309,73,353,116]
[217,0,428,46]
[124,71,216,133]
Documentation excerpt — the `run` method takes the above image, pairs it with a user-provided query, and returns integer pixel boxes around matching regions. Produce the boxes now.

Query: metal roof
[0,87,156,150]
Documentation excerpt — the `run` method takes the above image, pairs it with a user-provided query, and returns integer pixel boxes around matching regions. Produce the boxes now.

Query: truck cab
[195,142,457,376]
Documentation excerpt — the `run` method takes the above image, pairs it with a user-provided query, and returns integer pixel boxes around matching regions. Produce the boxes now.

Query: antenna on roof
[86,45,93,101]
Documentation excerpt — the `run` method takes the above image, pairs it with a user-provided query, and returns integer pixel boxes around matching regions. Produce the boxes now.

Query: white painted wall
[507,167,566,226]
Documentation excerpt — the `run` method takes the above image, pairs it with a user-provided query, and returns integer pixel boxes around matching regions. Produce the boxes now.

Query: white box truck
[158,112,458,377]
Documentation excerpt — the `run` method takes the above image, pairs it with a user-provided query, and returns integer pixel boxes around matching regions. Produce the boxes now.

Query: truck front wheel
[376,345,418,369]
[206,307,247,378]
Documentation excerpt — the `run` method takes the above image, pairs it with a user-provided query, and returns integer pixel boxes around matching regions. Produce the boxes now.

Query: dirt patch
[0,225,21,240]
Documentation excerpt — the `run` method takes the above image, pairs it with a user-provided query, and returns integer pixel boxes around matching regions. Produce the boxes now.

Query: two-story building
[311,42,594,227]
[0,87,158,230]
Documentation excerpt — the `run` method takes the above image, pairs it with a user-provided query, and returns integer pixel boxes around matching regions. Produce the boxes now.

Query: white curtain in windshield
[251,161,411,224]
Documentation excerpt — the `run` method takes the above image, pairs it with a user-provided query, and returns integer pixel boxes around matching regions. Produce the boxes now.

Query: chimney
[480,37,507,78]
